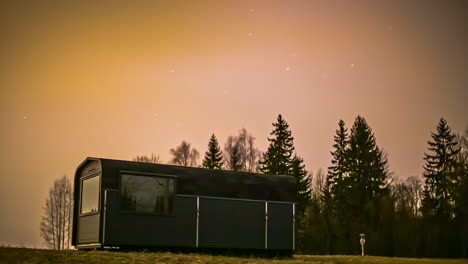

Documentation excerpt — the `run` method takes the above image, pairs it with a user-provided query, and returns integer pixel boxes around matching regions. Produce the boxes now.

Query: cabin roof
[77,157,297,202]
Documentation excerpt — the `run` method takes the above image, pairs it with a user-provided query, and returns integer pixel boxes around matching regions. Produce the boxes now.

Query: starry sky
[0,0,467,248]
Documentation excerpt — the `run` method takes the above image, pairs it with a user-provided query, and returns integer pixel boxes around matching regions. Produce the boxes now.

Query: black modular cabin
[72,157,297,255]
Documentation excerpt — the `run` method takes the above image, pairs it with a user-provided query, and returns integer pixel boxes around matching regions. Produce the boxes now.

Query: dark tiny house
[72,157,297,254]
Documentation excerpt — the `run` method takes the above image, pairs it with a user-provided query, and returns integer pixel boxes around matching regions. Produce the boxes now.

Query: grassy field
[0,247,465,264]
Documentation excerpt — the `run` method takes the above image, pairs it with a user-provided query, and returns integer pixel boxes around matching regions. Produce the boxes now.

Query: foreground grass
[0,247,465,264]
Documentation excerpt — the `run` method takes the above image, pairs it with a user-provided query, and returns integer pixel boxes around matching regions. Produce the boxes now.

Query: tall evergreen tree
[345,116,390,254]
[323,120,350,254]
[422,118,460,218]
[326,120,350,214]
[346,116,389,206]
[327,120,349,187]
[202,134,223,169]
[289,155,312,219]
[260,114,295,175]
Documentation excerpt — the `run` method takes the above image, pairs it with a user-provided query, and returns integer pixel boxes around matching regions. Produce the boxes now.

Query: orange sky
[0,0,467,247]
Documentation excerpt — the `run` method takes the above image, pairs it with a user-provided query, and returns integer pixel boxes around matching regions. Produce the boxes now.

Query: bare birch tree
[224,128,261,172]
[169,141,200,167]
[313,168,325,199]
[40,176,73,250]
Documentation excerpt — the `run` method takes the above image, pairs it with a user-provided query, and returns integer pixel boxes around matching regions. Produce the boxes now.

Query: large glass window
[121,174,175,215]
[81,176,99,214]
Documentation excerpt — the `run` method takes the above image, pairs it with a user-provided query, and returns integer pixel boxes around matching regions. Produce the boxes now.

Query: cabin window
[121,174,175,215]
[81,176,99,214]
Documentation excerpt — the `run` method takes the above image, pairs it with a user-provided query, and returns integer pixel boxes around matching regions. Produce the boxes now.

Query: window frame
[79,173,101,216]
[119,170,177,217]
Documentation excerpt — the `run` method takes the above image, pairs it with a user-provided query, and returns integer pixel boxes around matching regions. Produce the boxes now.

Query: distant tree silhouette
[327,120,349,215]
[202,134,223,169]
[40,176,73,250]
[239,128,262,172]
[419,118,467,257]
[345,116,390,254]
[169,141,200,167]
[133,153,161,164]
[224,128,261,172]
[347,116,389,205]
[224,135,243,171]
[318,116,390,255]
[260,114,295,175]
[422,118,460,218]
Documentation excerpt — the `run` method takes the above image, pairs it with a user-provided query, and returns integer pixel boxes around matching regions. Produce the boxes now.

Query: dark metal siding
[98,158,297,202]
[77,214,100,244]
[104,192,197,247]
[267,202,293,250]
[199,198,264,249]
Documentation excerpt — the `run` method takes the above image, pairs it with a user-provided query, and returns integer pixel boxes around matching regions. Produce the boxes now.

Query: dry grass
[0,247,465,264]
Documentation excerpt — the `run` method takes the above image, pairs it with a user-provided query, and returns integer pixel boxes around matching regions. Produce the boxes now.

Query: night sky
[0,0,467,247]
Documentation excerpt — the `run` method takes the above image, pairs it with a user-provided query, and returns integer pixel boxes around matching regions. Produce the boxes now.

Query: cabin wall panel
[104,193,196,247]
[267,202,293,250]
[198,198,264,249]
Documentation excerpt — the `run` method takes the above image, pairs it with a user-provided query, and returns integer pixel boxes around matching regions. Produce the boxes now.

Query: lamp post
[359,233,366,256]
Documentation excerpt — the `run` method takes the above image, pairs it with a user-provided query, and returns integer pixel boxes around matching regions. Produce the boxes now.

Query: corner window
[121,174,175,215]
[81,176,99,214]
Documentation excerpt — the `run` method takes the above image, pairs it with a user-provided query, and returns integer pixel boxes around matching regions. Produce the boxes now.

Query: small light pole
[359,233,366,256]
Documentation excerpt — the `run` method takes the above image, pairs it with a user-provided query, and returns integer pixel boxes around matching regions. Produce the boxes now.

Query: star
[285,66,291,71]
[23,116,28,119]
[169,69,175,73]
[248,32,253,37]
[350,63,355,68]
[249,8,255,12]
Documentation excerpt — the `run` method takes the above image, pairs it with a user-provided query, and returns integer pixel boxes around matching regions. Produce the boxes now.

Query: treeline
[135,115,467,258]
[135,128,262,172]
[300,117,467,258]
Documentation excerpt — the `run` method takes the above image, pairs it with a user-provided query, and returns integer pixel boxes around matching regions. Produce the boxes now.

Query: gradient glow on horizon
[0,0,467,247]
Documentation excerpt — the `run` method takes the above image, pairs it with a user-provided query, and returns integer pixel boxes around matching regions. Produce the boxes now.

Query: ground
[0,247,465,264]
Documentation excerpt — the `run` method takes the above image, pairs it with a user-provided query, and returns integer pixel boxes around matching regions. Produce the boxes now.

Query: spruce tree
[202,134,223,170]
[327,120,350,212]
[422,118,460,218]
[260,114,295,175]
[342,116,389,254]
[290,155,311,219]
[324,120,349,254]
[261,115,312,232]
[346,116,389,205]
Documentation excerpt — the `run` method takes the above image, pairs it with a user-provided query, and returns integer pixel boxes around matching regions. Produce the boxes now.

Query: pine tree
[422,118,460,218]
[202,134,224,169]
[290,155,311,219]
[346,116,389,205]
[260,114,295,175]
[327,120,349,213]
[341,116,389,254]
